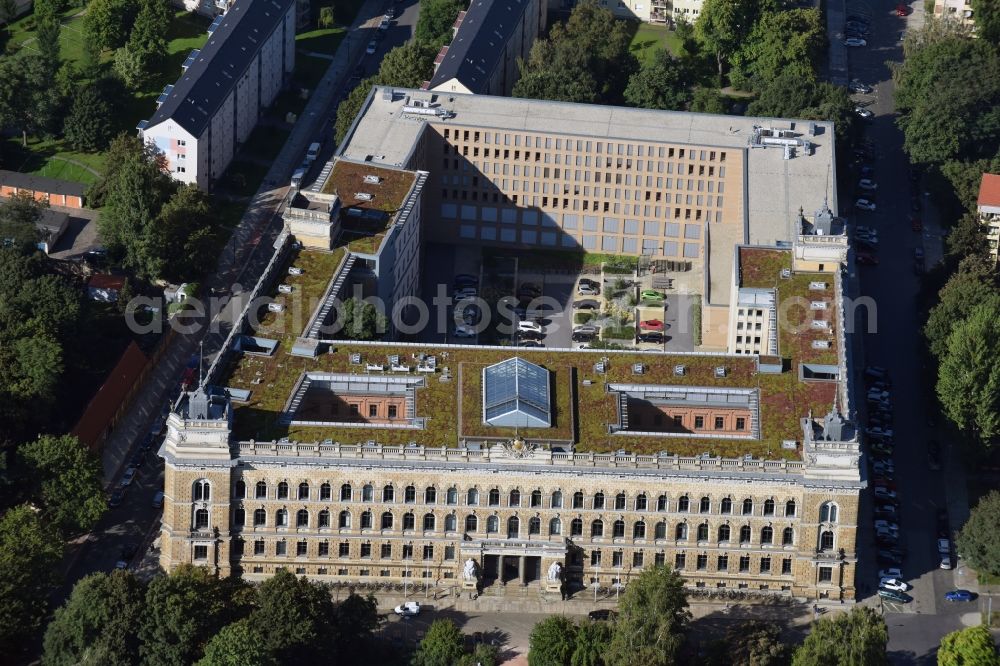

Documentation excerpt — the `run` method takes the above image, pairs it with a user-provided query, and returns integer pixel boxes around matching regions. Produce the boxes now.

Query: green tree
[747,70,856,147]
[83,0,138,52]
[335,77,377,143]
[36,14,63,70]
[140,565,249,666]
[248,569,338,663]
[942,156,1000,212]
[956,491,1000,578]
[197,618,275,666]
[64,81,117,152]
[529,615,578,666]
[0,504,65,652]
[42,570,145,666]
[113,44,151,89]
[128,0,170,59]
[337,297,387,340]
[152,184,216,282]
[378,41,437,88]
[318,5,334,28]
[414,0,463,46]
[0,192,43,252]
[792,606,887,666]
[412,619,466,666]
[571,620,612,666]
[457,644,500,666]
[0,52,62,145]
[729,621,791,666]
[925,257,999,358]
[937,300,1000,446]
[605,565,690,666]
[938,625,1000,666]
[34,0,65,19]
[730,8,824,90]
[695,0,776,78]
[329,592,378,661]
[0,0,18,26]
[690,86,727,114]
[973,0,1000,45]
[18,434,105,535]
[624,49,691,111]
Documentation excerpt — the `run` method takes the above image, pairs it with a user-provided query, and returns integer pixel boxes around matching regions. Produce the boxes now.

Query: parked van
[306,142,321,162]
[291,168,306,189]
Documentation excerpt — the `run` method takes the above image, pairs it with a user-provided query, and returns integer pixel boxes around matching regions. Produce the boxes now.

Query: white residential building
[139,0,296,190]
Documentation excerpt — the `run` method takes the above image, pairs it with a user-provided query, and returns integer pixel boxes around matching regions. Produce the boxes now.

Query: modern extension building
[335,86,837,346]
[139,0,296,190]
[427,0,546,96]
[933,0,975,28]
[978,173,1000,262]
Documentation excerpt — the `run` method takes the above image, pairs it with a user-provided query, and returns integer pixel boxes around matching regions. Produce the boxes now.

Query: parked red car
[896,3,907,16]
[640,319,664,330]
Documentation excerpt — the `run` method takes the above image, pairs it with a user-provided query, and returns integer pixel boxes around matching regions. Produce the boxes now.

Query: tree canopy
[695,0,777,77]
[337,298,387,340]
[412,619,466,666]
[729,8,825,90]
[0,192,43,252]
[624,49,691,111]
[18,434,105,535]
[925,257,1000,358]
[529,615,577,666]
[605,565,690,666]
[956,490,1000,578]
[937,625,1000,666]
[415,0,464,46]
[791,606,887,666]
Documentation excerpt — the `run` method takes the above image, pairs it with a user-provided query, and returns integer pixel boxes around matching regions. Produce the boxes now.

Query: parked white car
[937,538,951,555]
[879,578,909,592]
[855,198,877,211]
[874,487,897,501]
[858,178,878,191]
[453,325,476,338]
[844,37,867,47]
[517,320,544,334]
[394,601,421,617]
[855,107,874,119]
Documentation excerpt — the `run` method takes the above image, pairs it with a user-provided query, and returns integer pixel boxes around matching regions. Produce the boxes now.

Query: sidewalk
[99,0,390,484]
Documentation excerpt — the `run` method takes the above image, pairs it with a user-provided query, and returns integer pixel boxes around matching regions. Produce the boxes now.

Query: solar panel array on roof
[483,357,551,428]
[182,49,201,70]
[208,14,224,34]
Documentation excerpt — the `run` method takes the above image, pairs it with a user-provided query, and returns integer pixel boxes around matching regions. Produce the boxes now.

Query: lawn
[2,137,105,185]
[296,27,346,55]
[629,23,682,65]
[294,54,333,90]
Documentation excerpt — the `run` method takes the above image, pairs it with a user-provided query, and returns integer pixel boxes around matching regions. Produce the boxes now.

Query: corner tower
[159,387,236,575]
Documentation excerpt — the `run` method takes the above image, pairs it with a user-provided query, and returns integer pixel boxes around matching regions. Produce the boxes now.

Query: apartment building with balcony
[933,0,975,28]
[139,0,296,190]
[978,173,1000,261]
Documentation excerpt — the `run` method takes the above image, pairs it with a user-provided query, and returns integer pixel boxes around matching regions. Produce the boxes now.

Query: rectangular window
[338,542,349,557]
[254,539,265,555]
[633,551,644,567]
[368,404,378,417]
[591,550,602,566]
[674,553,686,570]
[782,558,793,575]
[717,555,728,571]
[402,544,413,559]
[318,541,330,557]
[818,566,833,583]
[714,417,724,430]
[445,545,455,560]
[276,541,287,556]
[361,543,371,558]
[296,541,307,557]
[697,554,708,570]
[760,557,771,573]
[612,551,624,567]
[193,545,208,560]
[388,405,397,419]
[380,544,392,558]
[736,418,746,431]
[422,545,434,560]
[739,556,751,572]
[694,416,705,429]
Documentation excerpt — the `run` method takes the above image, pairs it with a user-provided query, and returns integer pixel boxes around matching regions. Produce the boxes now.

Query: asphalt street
[841,0,979,661]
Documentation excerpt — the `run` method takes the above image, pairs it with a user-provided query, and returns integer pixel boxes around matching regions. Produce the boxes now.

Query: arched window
[700,496,710,513]
[234,508,245,526]
[594,492,605,509]
[761,526,773,544]
[362,484,373,502]
[383,485,395,502]
[338,510,350,529]
[819,503,838,523]
[423,513,436,531]
[697,522,709,541]
[657,495,668,511]
[613,520,625,538]
[507,516,520,538]
[380,512,394,529]
[445,514,457,531]
[615,493,626,510]
[277,482,289,499]
[718,524,731,542]
[591,520,604,537]
[785,500,796,517]
[509,489,521,507]
[253,508,266,526]
[655,521,667,539]
[402,512,415,530]
[361,511,372,529]
[531,490,542,507]
[550,517,562,535]
[782,527,794,545]
[633,521,646,539]
[319,510,330,528]
[675,523,688,540]
[235,480,246,498]
[404,485,416,503]
[820,530,835,551]
[488,488,501,506]
[572,491,584,509]
[296,509,309,527]
[742,498,753,515]
[298,482,310,500]
[720,497,732,514]
[467,488,480,505]
[320,483,332,500]
[194,508,209,528]
[528,517,541,535]
[425,487,437,504]
[551,491,563,508]
[276,509,288,527]
[447,487,458,505]
[193,480,211,501]
[255,481,267,499]
[487,515,499,533]
[636,493,648,511]
[763,499,775,516]
[465,514,479,532]
[340,484,352,501]
[739,525,752,543]
[678,495,690,512]
[570,518,583,536]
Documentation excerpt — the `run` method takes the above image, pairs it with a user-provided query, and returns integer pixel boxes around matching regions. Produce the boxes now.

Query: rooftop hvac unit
[363,175,382,184]
[809,281,828,290]
[355,193,374,201]
[811,340,832,350]
[288,267,303,276]
[674,364,686,376]
[632,364,645,375]
[809,320,830,329]
[780,268,792,279]
[810,301,828,310]
[714,366,727,378]
[349,353,362,364]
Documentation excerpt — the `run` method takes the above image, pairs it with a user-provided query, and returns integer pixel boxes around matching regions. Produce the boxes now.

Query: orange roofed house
[978,173,1000,262]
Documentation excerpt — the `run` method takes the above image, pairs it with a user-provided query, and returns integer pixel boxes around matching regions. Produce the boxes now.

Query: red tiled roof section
[71,342,149,450]
[977,173,1000,207]
[87,274,126,290]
